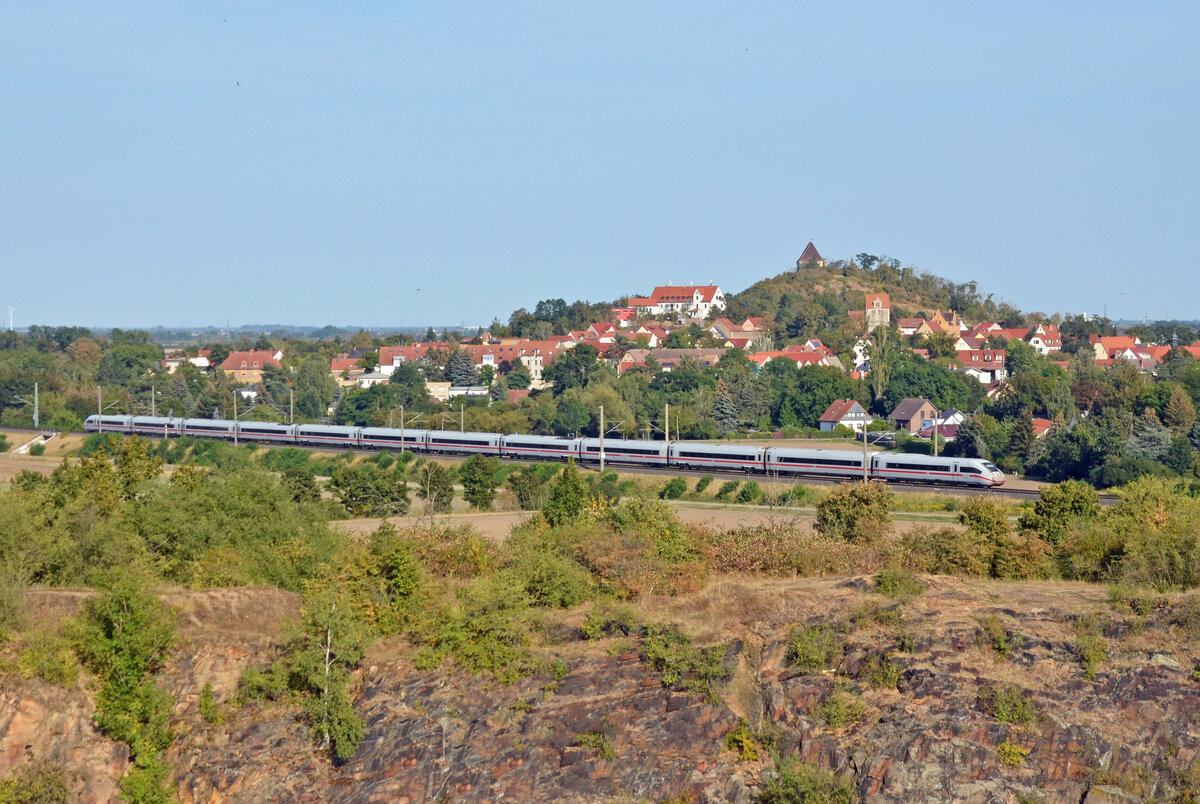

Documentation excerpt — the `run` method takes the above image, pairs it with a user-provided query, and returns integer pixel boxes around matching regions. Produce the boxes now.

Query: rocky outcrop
[3,578,1200,802]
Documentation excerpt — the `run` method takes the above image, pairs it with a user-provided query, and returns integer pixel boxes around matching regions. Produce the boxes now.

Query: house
[954,349,1007,384]
[897,318,926,337]
[355,371,391,389]
[925,310,966,335]
[1091,335,1141,361]
[864,293,890,333]
[709,318,740,339]
[330,354,366,387]
[818,399,873,433]
[889,398,939,433]
[1032,418,1054,438]
[741,317,769,332]
[626,284,727,319]
[611,307,639,327]
[796,241,826,267]
[220,349,283,385]
[1027,325,1062,355]
[917,423,959,442]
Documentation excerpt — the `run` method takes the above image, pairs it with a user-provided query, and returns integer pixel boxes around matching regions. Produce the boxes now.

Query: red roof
[865,293,889,309]
[798,241,823,263]
[819,399,866,423]
[219,350,282,372]
[1032,417,1054,437]
[649,285,721,304]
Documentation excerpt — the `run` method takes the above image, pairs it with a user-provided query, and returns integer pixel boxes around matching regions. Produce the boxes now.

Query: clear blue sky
[4,2,1198,329]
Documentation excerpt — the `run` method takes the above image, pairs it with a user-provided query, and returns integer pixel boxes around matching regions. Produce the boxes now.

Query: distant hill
[721,254,1028,353]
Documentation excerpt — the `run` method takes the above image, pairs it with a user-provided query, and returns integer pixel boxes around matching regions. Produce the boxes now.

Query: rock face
[3,577,1200,802]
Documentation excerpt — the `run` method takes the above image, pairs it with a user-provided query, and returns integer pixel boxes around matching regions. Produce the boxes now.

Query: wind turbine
[6,306,13,332]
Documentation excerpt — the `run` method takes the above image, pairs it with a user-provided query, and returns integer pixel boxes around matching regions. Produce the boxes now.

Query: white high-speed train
[84,415,1005,488]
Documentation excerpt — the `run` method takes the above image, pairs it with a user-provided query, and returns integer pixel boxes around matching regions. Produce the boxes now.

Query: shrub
[818,690,862,730]
[0,759,70,804]
[198,682,222,725]
[984,684,1038,725]
[814,482,893,543]
[998,739,1030,767]
[976,614,1017,660]
[912,526,990,577]
[756,755,857,804]
[695,475,714,494]
[1074,614,1108,681]
[16,629,79,686]
[237,662,290,703]
[507,553,592,609]
[787,624,841,672]
[715,480,740,499]
[862,653,902,689]
[507,467,546,510]
[641,625,730,701]
[725,721,760,762]
[542,460,589,526]
[1167,595,1200,639]
[736,481,762,504]
[575,731,615,761]
[660,476,688,500]
[29,443,45,456]
[875,567,923,599]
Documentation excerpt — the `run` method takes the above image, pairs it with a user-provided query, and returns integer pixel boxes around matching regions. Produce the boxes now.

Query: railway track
[26,426,1084,502]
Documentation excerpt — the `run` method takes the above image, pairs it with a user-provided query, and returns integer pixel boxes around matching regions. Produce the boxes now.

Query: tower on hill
[865,293,890,333]
[796,241,825,268]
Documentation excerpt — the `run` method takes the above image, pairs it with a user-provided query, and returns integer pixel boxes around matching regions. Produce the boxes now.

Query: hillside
[5,579,1200,802]
[722,256,1028,352]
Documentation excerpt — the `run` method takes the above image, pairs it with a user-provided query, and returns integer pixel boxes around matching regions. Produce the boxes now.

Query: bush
[198,682,222,725]
[814,482,893,543]
[1074,614,1108,681]
[787,624,842,672]
[575,731,616,761]
[756,755,857,804]
[542,460,589,526]
[660,476,687,500]
[29,443,45,456]
[725,720,760,761]
[507,553,592,609]
[862,653,902,689]
[736,481,762,504]
[997,739,1030,767]
[976,614,1017,660]
[0,759,70,804]
[818,690,862,730]
[1018,480,1101,545]
[641,625,730,701]
[695,475,714,494]
[874,567,923,599]
[16,629,79,686]
[984,684,1038,725]
[458,455,501,510]
[715,480,740,499]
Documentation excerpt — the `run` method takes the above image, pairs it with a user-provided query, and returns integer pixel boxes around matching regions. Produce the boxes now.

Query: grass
[576,730,616,761]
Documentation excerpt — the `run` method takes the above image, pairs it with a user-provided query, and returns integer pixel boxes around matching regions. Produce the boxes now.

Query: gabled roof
[798,241,823,263]
[220,350,282,371]
[819,398,869,423]
[649,285,722,304]
[865,293,890,309]
[1032,418,1054,437]
[890,397,934,422]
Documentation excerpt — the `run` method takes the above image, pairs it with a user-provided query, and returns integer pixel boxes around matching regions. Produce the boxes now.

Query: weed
[851,601,900,628]
[1074,614,1108,681]
[787,624,842,673]
[874,567,924,600]
[576,731,615,761]
[724,720,760,762]
[983,684,1038,725]
[862,653,902,690]
[894,630,918,653]
[757,755,857,803]
[198,681,222,725]
[998,739,1030,767]
[976,614,1017,660]
[818,690,862,730]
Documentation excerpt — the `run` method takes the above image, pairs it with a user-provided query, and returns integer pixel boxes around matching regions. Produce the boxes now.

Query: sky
[4,2,1199,329]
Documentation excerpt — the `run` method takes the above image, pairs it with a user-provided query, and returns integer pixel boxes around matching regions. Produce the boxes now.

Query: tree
[291,591,367,761]
[1126,408,1172,462]
[542,460,590,526]
[445,349,477,387]
[713,382,739,434]
[415,462,454,516]
[1006,412,1036,466]
[328,465,409,517]
[505,363,532,390]
[458,455,500,510]
[868,326,894,403]
[295,358,337,419]
[544,344,600,396]
[1164,386,1197,436]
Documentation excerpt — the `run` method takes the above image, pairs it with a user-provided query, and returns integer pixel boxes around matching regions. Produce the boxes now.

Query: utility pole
[932,406,940,457]
[233,393,238,447]
[460,402,464,432]
[599,404,605,473]
[290,388,294,424]
[664,403,670,445]
[863,425,869,482]
[151,386,156,418]
[33,382,38,429]
[97,387,102,434]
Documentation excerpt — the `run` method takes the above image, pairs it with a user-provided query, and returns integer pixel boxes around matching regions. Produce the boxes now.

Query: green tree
[1164,385,1197,436]
[712,381,739,434]
[458,455,500,510]
[415,462,454,515]
[295,358,338,419]
[290,591,367,761]
[328,465,409,517]
[505,363,532,390]
[542,459,590,527]
[445,349,477,387]
[544,344,601,395]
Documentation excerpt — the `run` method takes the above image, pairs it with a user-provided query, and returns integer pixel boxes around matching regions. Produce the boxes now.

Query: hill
[721,253,1029,354]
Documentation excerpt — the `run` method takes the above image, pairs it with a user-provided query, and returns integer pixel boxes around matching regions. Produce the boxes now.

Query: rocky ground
[3,576,1199,803]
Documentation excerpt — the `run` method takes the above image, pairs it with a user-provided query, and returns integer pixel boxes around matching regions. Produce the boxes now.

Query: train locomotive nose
[991,472,1005,487]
